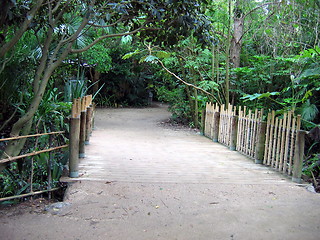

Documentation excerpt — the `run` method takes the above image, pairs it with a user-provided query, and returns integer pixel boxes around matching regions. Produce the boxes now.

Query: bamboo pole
[0,145,68,164]
[247,110,252,156]
[79,97,87,158]
[85,105,93,144]
[69,117,80,178]
[236,106,242,151]
[288,116,297,175]
[292,130,306,183]
[0,131,65,142]
[283,111,292,174]
[213,112,220,142]
[200,109,206,136]
[271,117,279,168]
[263,112,271,164]
[279,112,287,172]
[267,111,275,165]
[230,115,238,151]
[0,187,60,202]
[48,135,53,199]
[255,121,267,164]
[251,109,259,158]
[275,118,283,169]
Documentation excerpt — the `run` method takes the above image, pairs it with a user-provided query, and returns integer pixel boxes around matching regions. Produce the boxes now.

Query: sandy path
[1,104,320,240]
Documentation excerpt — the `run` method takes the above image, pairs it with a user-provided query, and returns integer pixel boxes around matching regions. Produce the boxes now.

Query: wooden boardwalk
[78,106,291,185]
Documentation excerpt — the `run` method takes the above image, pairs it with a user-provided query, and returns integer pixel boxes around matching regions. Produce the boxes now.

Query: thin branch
[0,0,45,58]
[0,53,13,74]
[71,25,148,53]
[88,16,124,28]
[157,59,222,105]
[0,106,18,133]
[243,2,279,20]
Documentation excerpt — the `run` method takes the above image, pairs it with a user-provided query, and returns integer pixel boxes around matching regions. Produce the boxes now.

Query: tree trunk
[92,69,101,94]
[230,16,244,68]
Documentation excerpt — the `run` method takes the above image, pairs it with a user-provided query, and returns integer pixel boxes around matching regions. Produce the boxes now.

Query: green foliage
[82,43,112,73]
[156,86,192,124]
[303,154,320,178]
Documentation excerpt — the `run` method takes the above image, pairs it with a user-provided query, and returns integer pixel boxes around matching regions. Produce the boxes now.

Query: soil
[1,103,320,240]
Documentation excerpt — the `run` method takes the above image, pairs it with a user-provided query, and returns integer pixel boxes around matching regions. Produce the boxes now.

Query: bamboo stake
[230,115,238,151]
[255,121,267,164]
[275,118,282,169]
[267,111,275,165]
[283,111,292,174]
[263,112,271,165]
[279,112,287,172]
[292,130,306,183]
[271,117,279,168]
[251,109,258,158]
[288,116,297,175]
[245,110,251,155]
[69,117,80,178]
[236,106,242,151]
[242,106,247,154]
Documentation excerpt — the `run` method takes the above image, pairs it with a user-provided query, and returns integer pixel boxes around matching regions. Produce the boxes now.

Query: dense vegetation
[0,0,319,199]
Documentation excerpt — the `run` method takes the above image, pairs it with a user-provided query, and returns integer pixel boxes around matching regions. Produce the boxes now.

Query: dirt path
[1,104,320,240]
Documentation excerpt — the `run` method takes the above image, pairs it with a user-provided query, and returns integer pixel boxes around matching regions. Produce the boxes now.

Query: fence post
[91,103,96,131]
[79,98,87,158]
[292,130,306,183]
[200,109,206,136]
[69,117,80,178]
[255,121,267,164]
[230,115,238,151]
[212,112,220,142]
[48,134,53,198]
[85,105,93,144]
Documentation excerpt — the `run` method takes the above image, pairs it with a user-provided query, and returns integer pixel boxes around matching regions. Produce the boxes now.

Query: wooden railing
[69,95,94,178]
[0,95,95,201]
[203,102,306,183]
[0,131,67,201]
[218,104,237,149]
[264,110,302,179]
[237,107,264,160]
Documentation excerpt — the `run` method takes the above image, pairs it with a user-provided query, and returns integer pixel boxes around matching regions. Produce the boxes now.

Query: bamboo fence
[263,110,301,175]
[218,104,236,147]
[0,95,94,201]
[0,131,67,202]
[236,107,264,159]
[204,102,219,139]
[202,102,305,182]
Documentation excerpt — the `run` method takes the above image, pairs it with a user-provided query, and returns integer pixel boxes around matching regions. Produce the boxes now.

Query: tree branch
[0,0,45,58]
[243,2,279,20]
[157,59,222,105]
[71,25,148,54]
[88,16,124,28]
